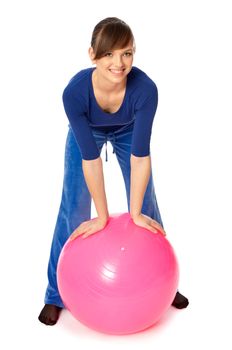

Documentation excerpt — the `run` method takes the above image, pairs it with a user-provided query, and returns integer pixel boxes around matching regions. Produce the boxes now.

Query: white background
[1,0,232,349]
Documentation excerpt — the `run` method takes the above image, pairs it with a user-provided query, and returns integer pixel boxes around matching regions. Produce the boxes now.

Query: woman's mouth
[109,69,125,75]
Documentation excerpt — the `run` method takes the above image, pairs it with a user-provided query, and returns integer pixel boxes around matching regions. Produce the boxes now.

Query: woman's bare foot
[38,304,62,325]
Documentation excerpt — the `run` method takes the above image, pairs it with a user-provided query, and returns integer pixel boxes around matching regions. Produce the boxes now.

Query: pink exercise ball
[57,212,179,335]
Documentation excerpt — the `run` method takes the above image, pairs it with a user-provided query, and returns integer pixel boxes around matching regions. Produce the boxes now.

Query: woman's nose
[113,54,123,67]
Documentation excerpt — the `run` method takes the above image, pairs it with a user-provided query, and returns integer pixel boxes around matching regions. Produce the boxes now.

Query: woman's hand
[132,213,166,236]
[70,217,109,240]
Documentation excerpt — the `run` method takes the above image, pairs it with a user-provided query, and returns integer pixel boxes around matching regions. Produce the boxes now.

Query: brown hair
[91,17,135,59]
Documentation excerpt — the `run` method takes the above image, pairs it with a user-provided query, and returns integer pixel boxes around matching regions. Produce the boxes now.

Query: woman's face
[90,44,134,85]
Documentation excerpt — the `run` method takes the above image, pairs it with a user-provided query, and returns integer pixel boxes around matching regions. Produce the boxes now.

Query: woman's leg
[110,127,189,309]
[39,128,105,324]
[44,128,92,308]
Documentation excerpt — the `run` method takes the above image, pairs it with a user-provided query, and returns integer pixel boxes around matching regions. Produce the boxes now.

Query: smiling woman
[38,16,189,327]
[90,17,135,60]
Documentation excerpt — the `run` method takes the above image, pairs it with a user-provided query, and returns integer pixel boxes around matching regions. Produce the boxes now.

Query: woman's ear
[88,47,96,64]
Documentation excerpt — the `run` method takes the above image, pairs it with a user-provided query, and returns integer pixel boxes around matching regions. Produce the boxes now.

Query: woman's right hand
[69,216,109,240]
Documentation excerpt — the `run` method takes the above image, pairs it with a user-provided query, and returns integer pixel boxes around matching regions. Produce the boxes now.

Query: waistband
[92,122,134,162]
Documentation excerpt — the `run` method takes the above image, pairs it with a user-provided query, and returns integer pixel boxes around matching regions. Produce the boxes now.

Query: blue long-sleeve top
[62,66,158,160]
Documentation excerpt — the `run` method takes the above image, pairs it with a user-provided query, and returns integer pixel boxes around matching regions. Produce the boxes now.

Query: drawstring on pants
[104,133,116,162]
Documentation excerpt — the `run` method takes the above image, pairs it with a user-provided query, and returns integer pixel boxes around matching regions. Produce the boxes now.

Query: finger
[69,232,79,241]
[149,222,160,232]
[150,220,163,230]
[150,221,166,236]
[70,220,93,239]
[81,220,89,225]
[145,225,158,234]
[70,228,85,240]
[154,226,166,236]
[82,229,94,239]
[77,222,89,229]
[82,225,103,239]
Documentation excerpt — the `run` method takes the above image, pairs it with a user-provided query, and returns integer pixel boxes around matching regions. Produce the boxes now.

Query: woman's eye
[124,52,132,57]
[105,52,113,57]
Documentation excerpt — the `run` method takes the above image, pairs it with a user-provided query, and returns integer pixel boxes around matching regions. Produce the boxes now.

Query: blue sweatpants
[44,124,164,307]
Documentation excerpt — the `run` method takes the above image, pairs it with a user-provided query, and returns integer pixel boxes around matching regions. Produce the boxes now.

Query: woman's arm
[82,157,109,221]
[130,154,151,219]
[130,154,166,235]
[70,156,109,240]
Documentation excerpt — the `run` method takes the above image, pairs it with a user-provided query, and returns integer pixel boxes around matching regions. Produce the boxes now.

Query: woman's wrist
[98,212,109,223]
[130,212,141,220]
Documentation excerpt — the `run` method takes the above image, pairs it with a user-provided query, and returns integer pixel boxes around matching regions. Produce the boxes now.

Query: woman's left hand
[132,213,166,236]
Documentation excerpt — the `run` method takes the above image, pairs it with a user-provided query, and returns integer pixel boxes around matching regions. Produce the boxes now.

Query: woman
[38,17,189,326]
